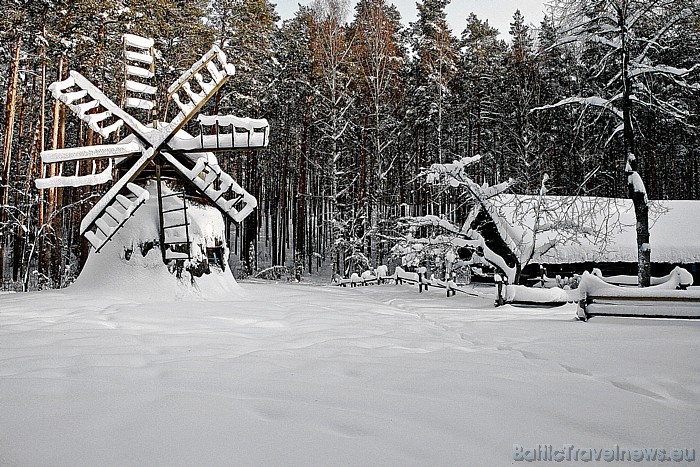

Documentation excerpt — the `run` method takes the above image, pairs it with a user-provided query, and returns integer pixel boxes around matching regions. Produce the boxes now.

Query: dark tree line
[0,0,698,289]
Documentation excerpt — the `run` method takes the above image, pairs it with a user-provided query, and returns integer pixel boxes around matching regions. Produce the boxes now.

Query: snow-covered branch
[531,96,623,121]
[393,158,616,284]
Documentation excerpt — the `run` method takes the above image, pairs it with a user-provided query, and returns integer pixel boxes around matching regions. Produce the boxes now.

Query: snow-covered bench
[577,268,700,321]
[494,274,570,307]
[375,265,390,284]
[333,270,379,287]
[395,267,435,292]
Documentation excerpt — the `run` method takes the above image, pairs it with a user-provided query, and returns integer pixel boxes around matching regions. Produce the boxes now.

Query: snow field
[1,281,699,466]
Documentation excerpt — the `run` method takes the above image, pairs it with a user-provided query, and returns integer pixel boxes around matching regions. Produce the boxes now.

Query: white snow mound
[69,181,244,301]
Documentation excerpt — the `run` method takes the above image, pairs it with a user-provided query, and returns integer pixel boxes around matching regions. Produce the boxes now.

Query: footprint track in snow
[610,380,666,401]
[560,364,593,376]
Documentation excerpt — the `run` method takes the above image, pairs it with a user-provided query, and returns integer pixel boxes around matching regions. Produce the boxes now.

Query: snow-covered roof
[498,196,700,265]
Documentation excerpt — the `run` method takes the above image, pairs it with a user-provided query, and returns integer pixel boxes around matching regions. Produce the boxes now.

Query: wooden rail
[577,294,700,321]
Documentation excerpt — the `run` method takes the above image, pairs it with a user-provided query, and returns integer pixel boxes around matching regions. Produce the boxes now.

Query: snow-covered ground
[1,281,699,466]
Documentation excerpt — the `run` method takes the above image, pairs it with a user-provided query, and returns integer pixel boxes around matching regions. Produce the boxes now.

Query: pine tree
[307,0,355,276]
[211,0,279,276]
[349,0,405,267]
[267,7,315,271]
[406,0,459,230]
[456,14,506,184]
[500,10,540,190]
[410,0,458,166]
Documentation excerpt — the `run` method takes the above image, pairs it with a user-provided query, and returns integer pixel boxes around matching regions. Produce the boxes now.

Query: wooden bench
[576,268,700,321]
[578,294,700,321]
[495,275,571,307]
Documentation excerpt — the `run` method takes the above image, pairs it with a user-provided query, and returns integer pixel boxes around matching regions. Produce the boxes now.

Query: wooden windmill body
[36,35,268,280]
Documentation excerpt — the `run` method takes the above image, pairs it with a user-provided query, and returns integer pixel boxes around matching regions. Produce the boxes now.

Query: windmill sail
[80,148,155,235]
[162,152,257,223]
[36,159,113,189]
[168,115,270,152]
[49,71,152,145]
[164,45,235,136]
[83,183,150,253]
[39,142,142,163]
[123,34,157,116]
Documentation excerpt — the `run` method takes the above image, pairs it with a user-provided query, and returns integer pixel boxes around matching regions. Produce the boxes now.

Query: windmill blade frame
[37,38,267,270]
[160,151,257,224]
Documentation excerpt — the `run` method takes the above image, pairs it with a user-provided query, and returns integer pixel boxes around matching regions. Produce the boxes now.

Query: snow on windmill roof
[497,195,700,265]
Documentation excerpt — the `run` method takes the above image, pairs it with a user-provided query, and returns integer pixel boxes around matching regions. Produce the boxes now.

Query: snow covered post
[626,153,651,287]
[446,275,456,297]
[494,274,505,307]
[418,266,426,293]
[576,293,589,321]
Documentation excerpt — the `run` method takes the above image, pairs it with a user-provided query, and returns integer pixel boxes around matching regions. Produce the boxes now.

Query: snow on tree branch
[395,150,627,284]
[629,63,698,79]
[531,96,623,120]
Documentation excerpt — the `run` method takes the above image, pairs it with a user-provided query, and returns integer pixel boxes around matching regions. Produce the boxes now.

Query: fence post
[418,267,427,293]
[576,294,588,321]
[539,265,545,287]
[495,274,505,306]
[447,272,457,297]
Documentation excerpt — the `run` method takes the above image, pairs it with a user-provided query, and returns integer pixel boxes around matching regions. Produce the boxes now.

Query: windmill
[36,34,269,278]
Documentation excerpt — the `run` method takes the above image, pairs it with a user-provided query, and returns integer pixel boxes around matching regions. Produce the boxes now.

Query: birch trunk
[619,2,651,287]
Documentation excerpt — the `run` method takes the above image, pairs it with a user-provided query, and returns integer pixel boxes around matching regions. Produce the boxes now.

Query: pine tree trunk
[0,36,22,281]
[38,36,48,278]
[280,140,288,267]
[359,123,367,257]
[295,99,310,280]
[47,55,64,286]
[247,153,259,274]
[331,126,340,276]
[11,72,35,283]
[52,65,66,286]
